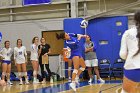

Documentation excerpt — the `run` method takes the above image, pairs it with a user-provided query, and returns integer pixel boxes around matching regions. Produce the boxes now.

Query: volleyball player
[14,39,29,85]
[0,41,13,85]
[56,32,86,91]
[31,37,40,84]
[120,11,140,93]
[85,35,105,84]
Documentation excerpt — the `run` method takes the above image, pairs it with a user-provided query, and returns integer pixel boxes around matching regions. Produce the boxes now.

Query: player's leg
[69,56,80,91]
[21,63,29,84]
[1,62,7,85]
[39,60,46,83]
[16,64,23,85]
[32,60,39,84]
[76,57,86,83]
[85,60,93,83]
[7,62,13,85]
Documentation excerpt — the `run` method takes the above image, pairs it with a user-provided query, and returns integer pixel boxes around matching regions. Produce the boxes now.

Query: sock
[20,78,22,82]
[33,77,37,81]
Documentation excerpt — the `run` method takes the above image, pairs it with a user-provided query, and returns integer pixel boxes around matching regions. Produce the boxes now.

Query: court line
[99,84,122,93]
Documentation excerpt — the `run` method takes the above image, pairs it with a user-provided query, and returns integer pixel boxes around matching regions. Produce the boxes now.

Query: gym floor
[0,80,122,93]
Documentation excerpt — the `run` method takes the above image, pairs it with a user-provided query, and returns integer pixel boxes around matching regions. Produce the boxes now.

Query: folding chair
[111,58,125,80]
[99,59,111,80]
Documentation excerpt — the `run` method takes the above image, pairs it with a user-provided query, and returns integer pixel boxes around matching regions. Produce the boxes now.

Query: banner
[23,0,51,6]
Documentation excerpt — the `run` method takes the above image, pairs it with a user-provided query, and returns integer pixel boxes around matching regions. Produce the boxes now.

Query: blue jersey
[65,33,82,59]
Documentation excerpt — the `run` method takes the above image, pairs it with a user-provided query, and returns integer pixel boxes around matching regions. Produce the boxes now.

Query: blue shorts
[2,60,11,64]
[69,50,82,59]
[124,69,140,82]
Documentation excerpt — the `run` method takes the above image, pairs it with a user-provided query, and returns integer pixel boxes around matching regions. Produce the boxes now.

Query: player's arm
[44,44,51,56]
[14,48,17,66]
[24,47,28,63]
[0,48,4,60]
[38,45,42,56]
[77,34,87,40]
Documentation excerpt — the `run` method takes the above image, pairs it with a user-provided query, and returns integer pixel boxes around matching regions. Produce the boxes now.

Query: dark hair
[88,35,92,41]
[4,41,10,48]
[32,36,38,44]
[56,32,65,40]
[40,37,45,43]
[134,11,140,56]
[17,39,22,46]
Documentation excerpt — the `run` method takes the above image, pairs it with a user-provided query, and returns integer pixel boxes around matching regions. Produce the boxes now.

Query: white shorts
[31,54,38,61]
[85,59,98,67]
[16,61,26,64]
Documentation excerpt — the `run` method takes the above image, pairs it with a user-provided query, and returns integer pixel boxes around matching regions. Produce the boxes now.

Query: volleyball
[80,20,88,28]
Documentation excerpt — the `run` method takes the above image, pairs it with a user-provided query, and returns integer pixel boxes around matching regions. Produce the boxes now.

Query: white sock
[90,78,92,80]
[20,78,22,82]
[7,79,10,82]
[25,78,28,82]
[33,77,37,81]
[121,89,128,93]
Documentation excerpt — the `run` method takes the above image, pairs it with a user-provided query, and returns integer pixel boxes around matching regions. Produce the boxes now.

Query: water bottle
[50,76,53,84]
[94,75,97,84]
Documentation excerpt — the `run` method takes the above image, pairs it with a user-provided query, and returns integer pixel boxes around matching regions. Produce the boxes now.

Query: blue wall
[63,16,128,77]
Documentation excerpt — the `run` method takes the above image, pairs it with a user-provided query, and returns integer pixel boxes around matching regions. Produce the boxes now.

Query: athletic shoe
[19,81,23,85]
[33,80,40,84]
[7,81,13,85]
[88,78,93,83]
[41,80,46,84]
[69,82,76,91]
[25,81,30,85]
[98,78,105,83]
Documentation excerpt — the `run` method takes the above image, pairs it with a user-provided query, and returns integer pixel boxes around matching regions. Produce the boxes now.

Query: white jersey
[0,48,13,61]
[30,44,38,61]
[14,46,27,64]
[120,27,140,70]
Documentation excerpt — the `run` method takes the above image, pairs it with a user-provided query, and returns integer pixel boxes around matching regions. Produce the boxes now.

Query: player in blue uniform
[56,32,86,91]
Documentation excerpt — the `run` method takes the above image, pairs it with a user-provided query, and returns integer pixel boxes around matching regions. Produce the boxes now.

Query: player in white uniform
[31,37,39,84]
[14,39,29,85]
[0,41,13,85]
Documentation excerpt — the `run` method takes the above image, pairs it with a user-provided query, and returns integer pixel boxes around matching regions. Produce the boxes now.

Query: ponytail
[134,11,140,56]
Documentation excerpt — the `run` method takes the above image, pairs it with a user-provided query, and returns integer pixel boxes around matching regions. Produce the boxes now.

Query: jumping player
[56,32,86,91]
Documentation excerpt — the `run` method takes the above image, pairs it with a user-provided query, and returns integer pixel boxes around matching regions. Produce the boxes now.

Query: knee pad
[68,67,72,71]
[2,72,6,76]
[80,67,85,71]
[33,71,37,76]
[73,69,78,74]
